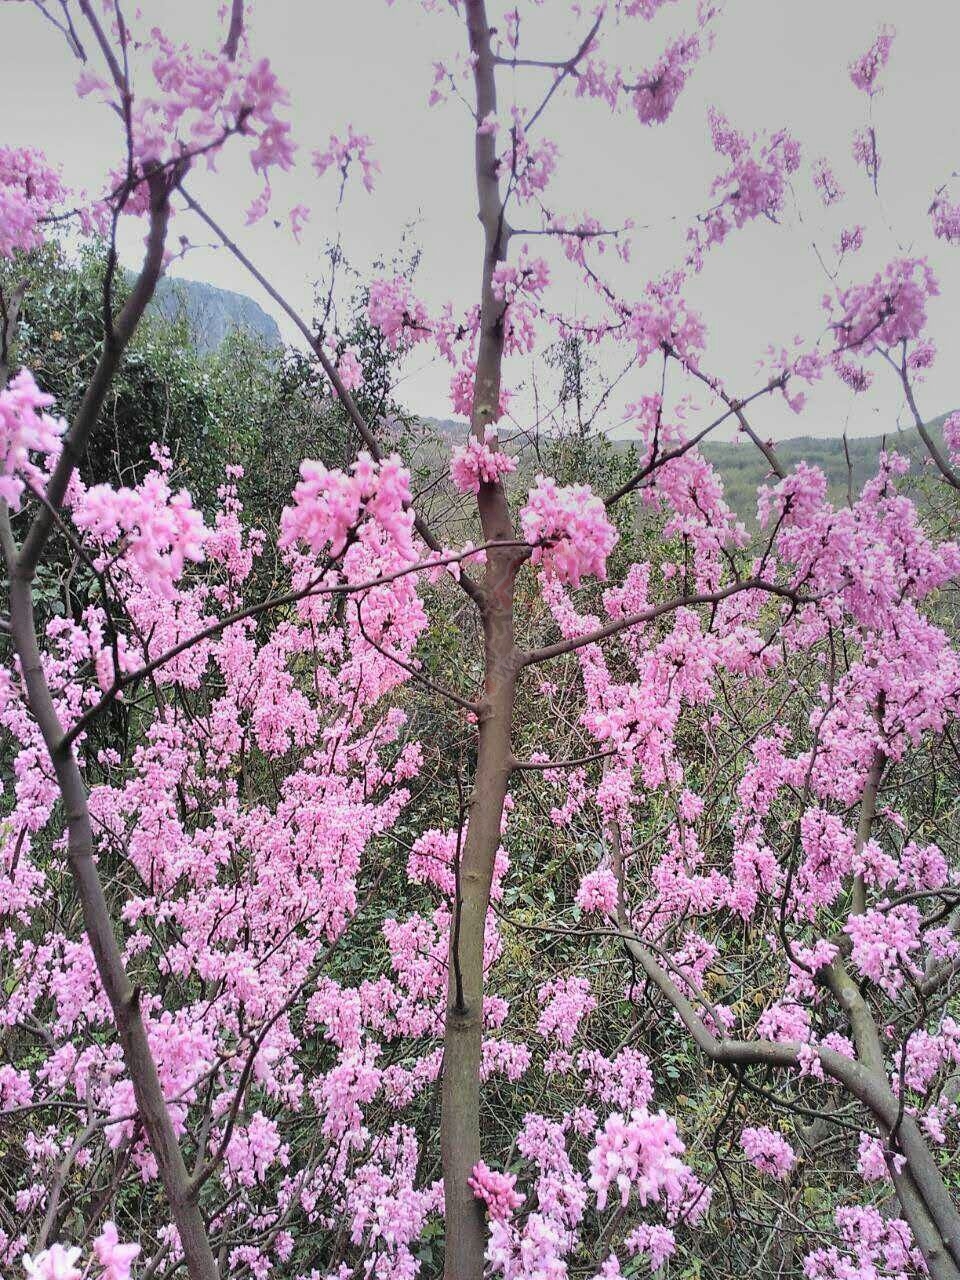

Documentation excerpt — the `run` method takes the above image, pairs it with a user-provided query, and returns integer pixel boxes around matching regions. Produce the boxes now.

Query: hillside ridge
[149,276,282,354]
[420,414,954,523]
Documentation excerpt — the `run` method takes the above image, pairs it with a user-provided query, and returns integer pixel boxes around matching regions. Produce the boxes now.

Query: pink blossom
[852,127,880,183]
[498,109,559,199]
[740,1126,796,1179]
[849,26,895,96]
[932,195,960,245]
[450,428,517,495]
[845,905,923,997]
[21,1245,82,1280]
[944,412,960,466]
[812,157,843,206]
[588,1108,693,1212]
[520,477,618,587]
[576,867,619,916]
[367,276,431,349]
[537,977,596,1047]
[836,225,864,255]
[828,257,938,355]
[72,467,207,600]
[335,348,363,392]
[0,148,67,258]
[280,451,415,563]
[469,1161,523,1222]
[0,369,65,511]
[92,1223,140,1280]
[631,34,701,125]
[693,112,801,257]
[312,126,378,193]
[624,1224,676,1270]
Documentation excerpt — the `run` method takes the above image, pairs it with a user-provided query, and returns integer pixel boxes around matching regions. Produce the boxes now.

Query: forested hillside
[4,6,960,1280]
[701,419,955,521]
[423,413,956,525]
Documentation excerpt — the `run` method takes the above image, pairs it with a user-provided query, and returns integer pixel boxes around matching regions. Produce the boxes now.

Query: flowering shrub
[2,2,960,1278]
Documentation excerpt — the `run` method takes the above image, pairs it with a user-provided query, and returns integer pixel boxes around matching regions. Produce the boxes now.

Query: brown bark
[440,5,521,1276]
[440,622,518,1279]
[823,960,960,1280]
[2,178,218,1280]
[620,933,960,1280]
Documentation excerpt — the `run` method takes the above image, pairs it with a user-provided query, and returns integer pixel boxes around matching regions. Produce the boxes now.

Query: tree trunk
[440,593,517,1278]
[440,4,517,1277]
[1,176,219,1280]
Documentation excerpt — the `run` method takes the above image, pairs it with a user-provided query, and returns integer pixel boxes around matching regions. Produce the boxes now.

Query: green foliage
[2,239,411,526]
[699,418,956,525]
[7,241,227,499]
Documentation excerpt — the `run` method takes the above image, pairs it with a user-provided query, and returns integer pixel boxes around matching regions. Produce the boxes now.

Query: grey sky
[4,0,959,443]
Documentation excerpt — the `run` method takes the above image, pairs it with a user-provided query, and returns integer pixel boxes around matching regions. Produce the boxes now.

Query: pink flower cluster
[280,451,415,562]
[22,1223,139,1280]
[123,30,292,192]
[931,195,960,245]
[631,34,702,126]
[812,157,843,207]
[852,127,880,184]
[520,477,618,587]
[0,147,66,258]
[366,276,431,350]
[499,109,559,200]
[828,257,938,357]
[804,1205,923,1280]
[469,1161,524,1223]
[313,126,379,193]
[837,225,864,256]
[587,1108,692,1212]
[740,1126,796,1180]
[0,369,65,511]
[450,428,517,495]
[944,412,960,466]
[844,905,923,997]
[691,111,801,259]
[623,275,707,365]
[537,977,597,1048]
[576,866,619,916]
[849,26,895,96]
[72,469,207,600]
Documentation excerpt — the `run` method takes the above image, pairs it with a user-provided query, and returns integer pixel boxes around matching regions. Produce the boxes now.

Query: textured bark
[823,960,960,1280]
[622,933,960,1280]
[2,180,218,1280]
[440,5,519,1276]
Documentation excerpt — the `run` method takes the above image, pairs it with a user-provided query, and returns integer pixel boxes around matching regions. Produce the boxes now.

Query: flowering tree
[2,4,960,1280]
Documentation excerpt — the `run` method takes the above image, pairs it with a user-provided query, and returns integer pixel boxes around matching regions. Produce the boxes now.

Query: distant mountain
[422,416,470,442]
[149,277,281,354]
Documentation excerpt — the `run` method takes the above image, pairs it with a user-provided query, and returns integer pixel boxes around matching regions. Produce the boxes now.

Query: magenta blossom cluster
[0,147,68,259]
[848,26,896,96]
[469,1161,524,1223]
[740,1126,797,1180]
[22,1223,138,1280]
[280,451,416,562]
[450,428,518,495]
[520,477,619,587]
[312,125,379,193]
[0,369,65,511]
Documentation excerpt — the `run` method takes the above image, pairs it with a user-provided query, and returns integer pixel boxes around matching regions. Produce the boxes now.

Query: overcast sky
[4,0,959,443]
